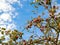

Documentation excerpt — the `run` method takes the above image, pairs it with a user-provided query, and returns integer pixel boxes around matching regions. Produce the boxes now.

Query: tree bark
[55,32,59,45]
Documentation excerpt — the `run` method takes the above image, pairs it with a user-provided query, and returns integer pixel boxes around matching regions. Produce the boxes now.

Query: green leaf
[1,31,4,34]
[1,28,6,30]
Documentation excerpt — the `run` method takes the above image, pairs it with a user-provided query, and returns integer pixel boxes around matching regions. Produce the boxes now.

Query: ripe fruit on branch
[15,36,18,39]
[33,16,41,23]
[33,18,38,23]
[45,0,51,5]
[26,21,32,29]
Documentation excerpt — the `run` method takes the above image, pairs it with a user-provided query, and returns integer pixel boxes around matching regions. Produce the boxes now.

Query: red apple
[15,36,18,39]
[33,18,38,23]
[33,16,41,23]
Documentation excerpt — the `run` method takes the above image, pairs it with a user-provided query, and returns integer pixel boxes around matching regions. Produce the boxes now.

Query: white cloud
[0,25,6,28]
[13,12,18,18]
[6,0,19,4]
[0,0,23,30]
[6,0,23,8]
[0,2,15,12]
[0,20,5,24]
[0,0,22,42]
[0,13,12,22]
[0,0,23,43]
[7,23,16,30]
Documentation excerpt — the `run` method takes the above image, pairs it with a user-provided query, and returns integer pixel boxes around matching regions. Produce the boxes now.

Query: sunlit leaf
[1,28,6,30]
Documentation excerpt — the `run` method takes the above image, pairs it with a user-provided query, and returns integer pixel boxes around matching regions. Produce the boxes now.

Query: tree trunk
[55,32,59,45]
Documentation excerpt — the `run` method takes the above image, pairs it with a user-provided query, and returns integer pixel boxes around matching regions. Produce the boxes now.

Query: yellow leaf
[35,0,40,2]
[36,23,41,28]
[58,22,60,29]
[1,36,5,40]
[58,23,60,27]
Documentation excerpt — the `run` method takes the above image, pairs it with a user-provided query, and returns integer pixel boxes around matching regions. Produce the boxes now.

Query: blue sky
[11,0,45,40]
[15,0,60,40]
[0,0,60,41]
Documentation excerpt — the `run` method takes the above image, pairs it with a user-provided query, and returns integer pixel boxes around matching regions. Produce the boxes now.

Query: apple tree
[26,0,60,45]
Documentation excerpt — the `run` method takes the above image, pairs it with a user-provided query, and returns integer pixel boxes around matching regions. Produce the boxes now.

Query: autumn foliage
[26,0,60,45]
[0,0,60,45]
